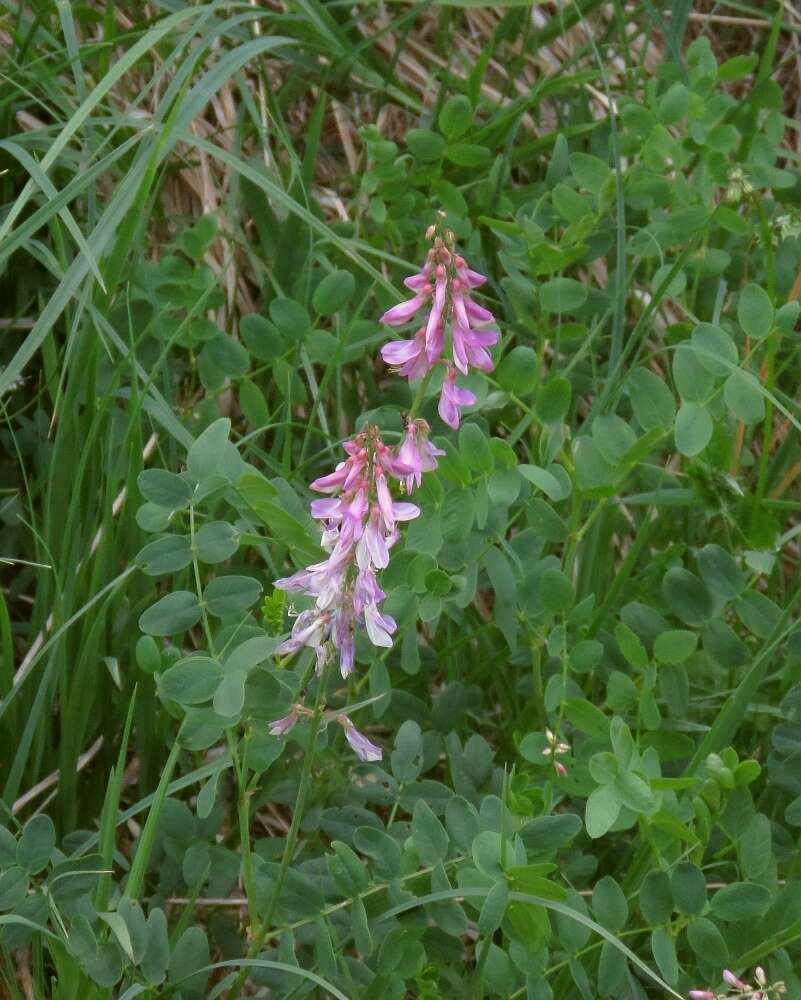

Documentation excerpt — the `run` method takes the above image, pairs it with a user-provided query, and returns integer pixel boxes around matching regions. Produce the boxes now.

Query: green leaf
[691,322,738,376]
[518,814,582,852]
[673,345,713,402]
[478,879,509,932]
[187,419,231,482]
[269,298,310,342]
[391,720,424,783]
[352,895,373,956]
[159,657,224,705]
[212,669,246,717]
[686,916,729,967]
[459,422,493,474]
[168,926,209,1000]
[662,567,713,626]
[592,876,628,932]
[353,827,402,876]
[654,630,697,664]
[519,464,569,501]
[201,335,249,379]
[237,473,325,564]
[615,622,648,669]
[585,783,621,839]
[639,869,673,925]
[444,142,490,166]
[224,636,278,673]
[539,277,587,313]
[438,95,473,141]
[203,575,262,617]
[135,635,161,675]
[628,367,676,431]
[496,346,539,396]
[710,882,771,921]
[617,772,654,812]
[195,521,239,563]
[737,283,773,339]
[137,469,192,510]
[0,867,29,910]
[592,415,637,465]
[724,370,765,424]
[177,214,219,259]
[406,128,445,162]
[568,152,611,192]
[445,797,480,851]
[697,543,744,600]
[17,816,55,875]
[651,927,679,985]
[412,800,449,864]
[670,862,706,916]
[564,697,609,737]
[240,314,284,361]
[675,402,712,456]
[136,535,192,576]
[537,377,572,423]
[313,270,355,315]
[540,568,574,615]
[657,82,689,124]
[139,592,202,636]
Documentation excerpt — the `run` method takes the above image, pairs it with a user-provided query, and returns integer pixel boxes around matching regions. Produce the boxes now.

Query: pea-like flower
[337,714,382,762]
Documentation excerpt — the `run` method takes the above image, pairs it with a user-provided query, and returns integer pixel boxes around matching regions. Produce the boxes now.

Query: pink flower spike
[380,292,429,326]
[688,992,716,999]
[438,366,477,430]
[338,715,382,762]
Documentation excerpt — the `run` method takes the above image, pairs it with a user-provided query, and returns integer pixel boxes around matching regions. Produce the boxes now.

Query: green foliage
[2,3,801,999]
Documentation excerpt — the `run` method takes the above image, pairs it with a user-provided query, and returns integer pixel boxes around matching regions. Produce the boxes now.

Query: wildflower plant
[4,11,801,1000]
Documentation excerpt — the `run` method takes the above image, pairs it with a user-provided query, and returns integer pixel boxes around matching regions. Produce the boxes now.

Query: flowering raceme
[273,424,417,678]
[269,221,495,762]
[380,225,498,430]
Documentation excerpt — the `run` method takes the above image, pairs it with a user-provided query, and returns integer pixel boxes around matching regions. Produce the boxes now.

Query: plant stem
[228,667,327,999]
[408,368,435,420]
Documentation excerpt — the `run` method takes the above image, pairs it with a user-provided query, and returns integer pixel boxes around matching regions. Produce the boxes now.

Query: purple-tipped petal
[380,293,428,326]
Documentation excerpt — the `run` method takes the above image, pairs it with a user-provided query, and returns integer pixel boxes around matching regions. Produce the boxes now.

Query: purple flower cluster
[273,421,441,678]
[380,233,498,430]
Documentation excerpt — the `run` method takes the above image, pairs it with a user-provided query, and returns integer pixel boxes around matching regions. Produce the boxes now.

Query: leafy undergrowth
[1,2,801,998]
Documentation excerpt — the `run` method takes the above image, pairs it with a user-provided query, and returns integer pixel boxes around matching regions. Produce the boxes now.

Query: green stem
[189,504,215,655]
[228,668,327,999]
[752,200,777,532]
[408,368,435,420]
